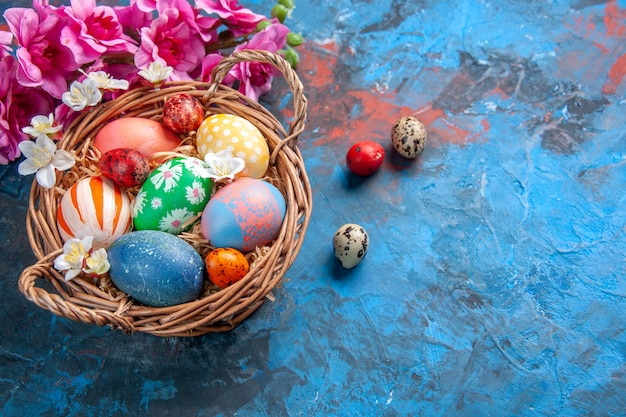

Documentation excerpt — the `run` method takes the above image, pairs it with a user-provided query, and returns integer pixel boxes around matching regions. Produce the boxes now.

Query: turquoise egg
[133,156,213,234]
[107,230,205,307]
[199,178,286,252]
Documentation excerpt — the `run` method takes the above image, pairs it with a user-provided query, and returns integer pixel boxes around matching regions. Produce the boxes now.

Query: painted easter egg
[133,156,213,234]
[346,141,385,176]
[93,117,181,160]
[196,114,270,178]
[98,148,151,188]
[205,247,250,289]
[200,178,286,252]
[162,93,204,133]
[57,176,133,249]
[107,230,205,307]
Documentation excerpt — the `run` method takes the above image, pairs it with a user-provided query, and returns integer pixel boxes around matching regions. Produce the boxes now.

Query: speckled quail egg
[391,116,427,159]
[333,223,369,269]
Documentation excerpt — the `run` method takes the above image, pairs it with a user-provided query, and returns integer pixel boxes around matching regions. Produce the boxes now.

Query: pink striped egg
[57,176,133,248]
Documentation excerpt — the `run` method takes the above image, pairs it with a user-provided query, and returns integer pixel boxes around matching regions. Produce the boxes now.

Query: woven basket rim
[18,50,312,337]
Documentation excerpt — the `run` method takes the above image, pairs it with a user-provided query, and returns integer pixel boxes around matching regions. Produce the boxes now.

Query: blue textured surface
[2,0,626,416]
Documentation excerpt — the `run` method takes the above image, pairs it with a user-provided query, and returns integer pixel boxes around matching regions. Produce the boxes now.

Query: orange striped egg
[57,176,133,248]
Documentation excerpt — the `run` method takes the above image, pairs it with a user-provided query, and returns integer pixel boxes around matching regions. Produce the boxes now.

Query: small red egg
[98,148,151,188]
[162,93,205,134]
[346,141,385,176]
[205,247,250,289]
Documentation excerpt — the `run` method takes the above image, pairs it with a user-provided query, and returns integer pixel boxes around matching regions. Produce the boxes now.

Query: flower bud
[256,20,272,32]
[286,32,304,47]
[283,47,299,69]
[271,4,289,23]
[278,0,295,9]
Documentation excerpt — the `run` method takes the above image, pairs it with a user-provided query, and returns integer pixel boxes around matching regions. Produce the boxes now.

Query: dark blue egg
[107,230,205,307]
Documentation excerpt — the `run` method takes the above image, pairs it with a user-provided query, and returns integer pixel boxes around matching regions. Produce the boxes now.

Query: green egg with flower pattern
[132,156,213,234]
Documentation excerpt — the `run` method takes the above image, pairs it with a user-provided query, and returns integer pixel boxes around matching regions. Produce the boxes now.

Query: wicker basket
[18,50,311,337]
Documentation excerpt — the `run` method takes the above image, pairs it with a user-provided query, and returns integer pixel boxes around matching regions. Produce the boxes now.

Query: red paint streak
[298,41,338,90]
[480,118,491,134]
[562,1,626,94]
[603,52,626,94]
[601,1,626,94]
[544,111,552,123]
[568,15,596,39]
[297,42,489,149]
[567,1,626,41]
[417,104,490,145]
[593,42,610,54]
[489,85,514,100]
[605,0,626,37]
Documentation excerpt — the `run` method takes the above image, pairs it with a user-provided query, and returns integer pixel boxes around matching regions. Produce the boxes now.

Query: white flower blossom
[138,61,173,84]
[83,248,110,276]
[82,70,129,91]
[62,78,103,111]
[18,135,75,189]
[203,150,246,182]
[21,113,62,140]
[53,237,92,282]
[53,236,110,281]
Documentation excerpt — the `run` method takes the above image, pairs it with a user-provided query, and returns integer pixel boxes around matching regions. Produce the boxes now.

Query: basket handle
[18,251,136,332]
[207,49,307,156]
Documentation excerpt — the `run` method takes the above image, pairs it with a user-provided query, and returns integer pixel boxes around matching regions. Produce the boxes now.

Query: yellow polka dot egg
[196,114,270,179]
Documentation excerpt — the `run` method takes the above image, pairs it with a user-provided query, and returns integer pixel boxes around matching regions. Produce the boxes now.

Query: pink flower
[197,0,265,37]
[57,0,138,65]
[157,0,220,43]
[52,102,78,133]
[3,6,79,98]
[135,6,206,80]
[0,31,12,58]
[231,22,289,101]
[200,53,230,84]
[200,22,288,100]
[135,0,157,13]
[114,2,153,36]
[127,0,221,43]
[0,55,55,164]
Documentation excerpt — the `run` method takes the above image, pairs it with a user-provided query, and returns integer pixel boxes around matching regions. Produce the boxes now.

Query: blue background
[1,0,625,415]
